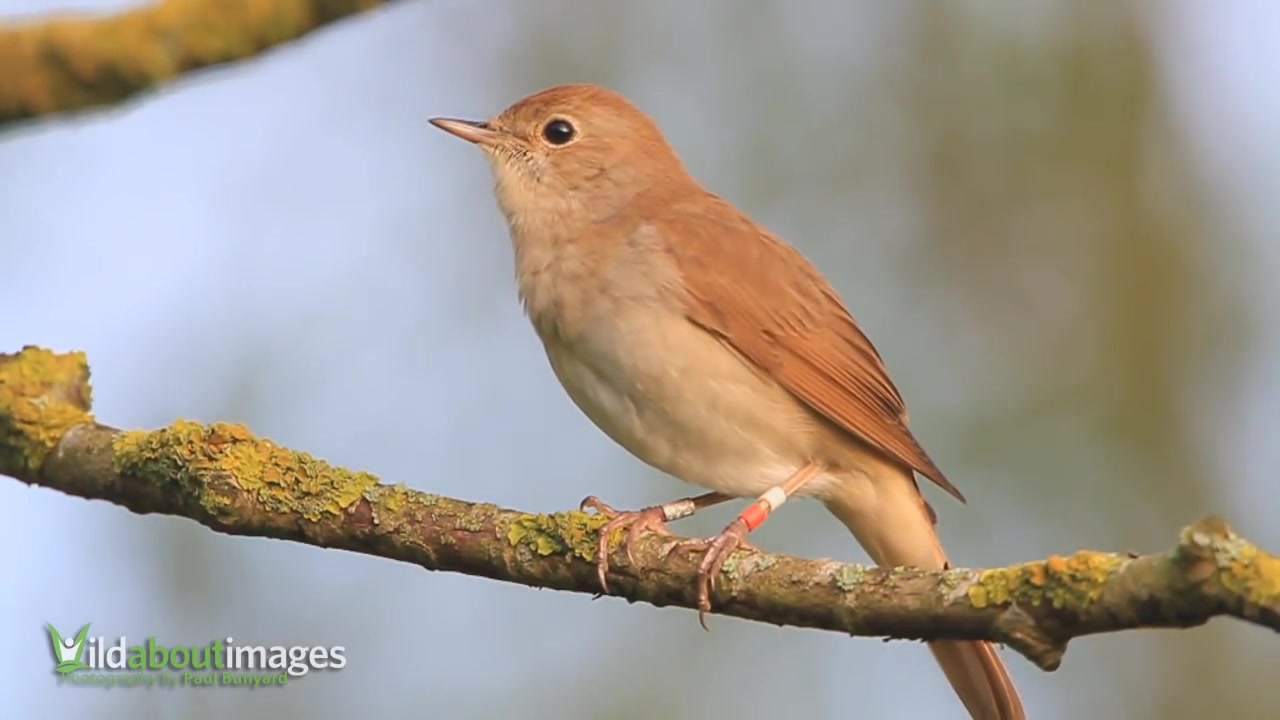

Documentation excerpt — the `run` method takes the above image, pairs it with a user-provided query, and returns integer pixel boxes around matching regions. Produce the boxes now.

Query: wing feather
[659,192,965,503]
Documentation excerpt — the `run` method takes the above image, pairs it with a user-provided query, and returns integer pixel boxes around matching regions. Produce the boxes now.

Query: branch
[3,346,1278,670]
[0,0,402,129]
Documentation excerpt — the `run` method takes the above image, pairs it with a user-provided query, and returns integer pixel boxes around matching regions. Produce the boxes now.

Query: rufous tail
[824,464,1026,720]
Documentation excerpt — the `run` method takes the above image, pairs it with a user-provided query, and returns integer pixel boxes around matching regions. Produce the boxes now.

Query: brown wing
[659,192,965,504]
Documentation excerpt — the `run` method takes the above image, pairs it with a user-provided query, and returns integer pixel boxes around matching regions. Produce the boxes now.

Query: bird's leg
[672,462,824,629]
[580,491,732,593]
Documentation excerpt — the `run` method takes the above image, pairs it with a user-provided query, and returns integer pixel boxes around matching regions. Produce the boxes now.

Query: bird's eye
[542,119,576,145]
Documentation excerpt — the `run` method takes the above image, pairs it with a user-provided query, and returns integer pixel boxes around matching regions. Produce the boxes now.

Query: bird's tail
[823,464,1025,720]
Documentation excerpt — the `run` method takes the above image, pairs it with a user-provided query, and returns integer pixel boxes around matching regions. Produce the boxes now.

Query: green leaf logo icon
[48,623,91,674]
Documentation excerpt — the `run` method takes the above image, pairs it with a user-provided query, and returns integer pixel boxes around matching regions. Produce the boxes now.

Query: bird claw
[579,496,675,594]
[581,497,758,629]
[669,519,755,630]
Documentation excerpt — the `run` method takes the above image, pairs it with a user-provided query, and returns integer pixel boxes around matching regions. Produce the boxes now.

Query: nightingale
[430,83,1026,720]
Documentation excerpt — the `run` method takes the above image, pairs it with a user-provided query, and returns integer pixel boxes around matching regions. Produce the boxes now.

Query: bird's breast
[510,220,840,498]
[537,296,827,498]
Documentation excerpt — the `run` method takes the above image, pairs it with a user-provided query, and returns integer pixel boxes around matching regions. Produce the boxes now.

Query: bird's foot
[670,519,759,630]
[579,495,676,593]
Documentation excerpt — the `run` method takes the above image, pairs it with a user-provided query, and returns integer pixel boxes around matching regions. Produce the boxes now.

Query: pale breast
[538,284,833,499]
[514,220,847,499]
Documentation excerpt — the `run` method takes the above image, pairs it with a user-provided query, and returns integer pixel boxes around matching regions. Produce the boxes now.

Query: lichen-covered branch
[3,346,1278,670]
[0,0,399,128]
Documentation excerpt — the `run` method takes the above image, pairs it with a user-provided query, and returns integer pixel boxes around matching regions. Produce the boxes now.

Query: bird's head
[430,83,694,229]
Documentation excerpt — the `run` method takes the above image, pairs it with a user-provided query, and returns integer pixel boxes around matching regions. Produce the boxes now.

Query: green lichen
[719,553,744,577]
[886,566,918,583]
[506,510,608,561]
[967,552,1123,610]
[833,564,868,592]
[719,551,777,580]
[362,483,440,524]
[0,346,94,477]
[112,419,378,521]
[934,567,967,596]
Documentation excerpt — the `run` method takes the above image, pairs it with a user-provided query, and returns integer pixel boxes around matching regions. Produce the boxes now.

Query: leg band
[661,498,698,522]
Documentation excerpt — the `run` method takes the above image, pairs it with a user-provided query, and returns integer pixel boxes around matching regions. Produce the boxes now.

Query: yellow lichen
[454,509,489,532]
[1220,543,1280,607]
[506,511,608,561]
[968,551,1123,610]
[0,346,94,477]
[968,567,1015,608]
[112,419,378,521]
[369,483,404,513]
[0,0,388,125]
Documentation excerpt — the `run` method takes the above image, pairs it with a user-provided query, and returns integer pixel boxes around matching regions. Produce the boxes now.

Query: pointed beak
[429,117,506,146]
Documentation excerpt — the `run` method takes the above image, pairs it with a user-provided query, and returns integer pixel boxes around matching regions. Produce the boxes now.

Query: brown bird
[430,83,1025,720]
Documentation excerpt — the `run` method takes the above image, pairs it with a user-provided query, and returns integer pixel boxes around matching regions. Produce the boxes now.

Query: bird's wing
[659,192,964,504]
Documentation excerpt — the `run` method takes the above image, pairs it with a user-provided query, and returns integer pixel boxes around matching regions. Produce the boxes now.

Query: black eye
[542,119,576,145]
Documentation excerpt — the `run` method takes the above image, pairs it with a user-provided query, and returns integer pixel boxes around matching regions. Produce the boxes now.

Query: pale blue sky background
[3,2,1279,719]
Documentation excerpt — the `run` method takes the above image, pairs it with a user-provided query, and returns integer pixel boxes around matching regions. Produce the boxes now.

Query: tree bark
[3,345,1278,672]
[0,0,401,128]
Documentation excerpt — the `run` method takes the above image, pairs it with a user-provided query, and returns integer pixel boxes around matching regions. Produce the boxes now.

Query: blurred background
[3,1,1278,718]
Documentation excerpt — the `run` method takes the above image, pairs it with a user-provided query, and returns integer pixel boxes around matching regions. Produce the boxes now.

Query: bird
[429,83,1025,720]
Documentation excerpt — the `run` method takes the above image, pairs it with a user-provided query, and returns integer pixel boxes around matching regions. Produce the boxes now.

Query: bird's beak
[429,117,506,147]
